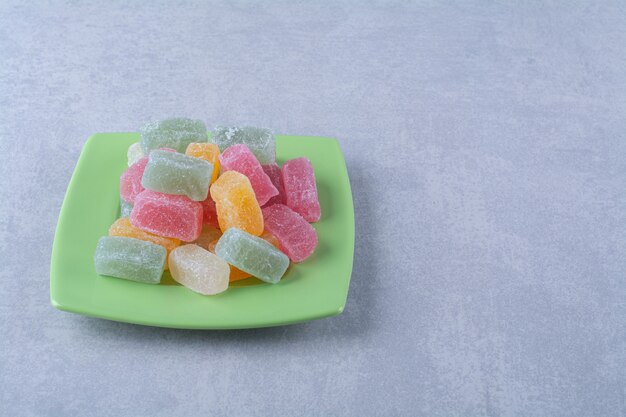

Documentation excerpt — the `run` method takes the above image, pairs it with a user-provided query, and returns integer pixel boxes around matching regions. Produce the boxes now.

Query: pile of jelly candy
[94,119,320,295]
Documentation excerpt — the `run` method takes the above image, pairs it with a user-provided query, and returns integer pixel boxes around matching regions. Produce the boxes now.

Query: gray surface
[0,1,624,416]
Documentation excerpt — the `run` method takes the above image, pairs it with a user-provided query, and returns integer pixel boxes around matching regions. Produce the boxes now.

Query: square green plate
[50,133,354,329]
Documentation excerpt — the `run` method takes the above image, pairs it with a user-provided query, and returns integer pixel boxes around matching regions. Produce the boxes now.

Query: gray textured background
[0,1,624,416]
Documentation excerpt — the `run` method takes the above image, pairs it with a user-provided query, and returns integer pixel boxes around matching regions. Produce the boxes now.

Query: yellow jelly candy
[108,218,181,268]
[210,171,264,236]
[169,244,229,295]
[186,143,220,183]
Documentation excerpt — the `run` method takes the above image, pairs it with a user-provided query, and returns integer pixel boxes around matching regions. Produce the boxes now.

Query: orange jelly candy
[210,171,264,236]
[186,143,221,183]
[229,266,253,282]
[108,218,181,268]
[260,231,280,249]
[193,224,223,251]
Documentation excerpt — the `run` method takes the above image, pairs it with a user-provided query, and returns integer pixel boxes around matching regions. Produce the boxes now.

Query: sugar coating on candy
[120,157,148,203]
[205,236,252,282]
[260,231,281,249]
[211,126,275,164]
[141,149,213,201]
[109,218,181,269]
[168,245,230,295]
[193,224,222,251]
[210,171,264,236]
[262,204,317,262]
[200,195,219,228]
[94,236,166,284]
[141,118,207,153]
[282,157,321,222]
[127,142,144,167]
[186,143,221,183]
[120,198,133,218]
[261,164,285,206]
[219,144,278,206]
[207,230,279,282]
[215,228,289,284]
[208,231,278,252]
[131,190,203,242]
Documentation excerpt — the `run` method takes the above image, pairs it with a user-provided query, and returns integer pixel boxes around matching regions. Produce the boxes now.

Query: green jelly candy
[141,118,207,153]
[211,126,276,164]
[120,198,133,218]
[141,150,213,201]
[94,236,166,284]
[215,228,289,284]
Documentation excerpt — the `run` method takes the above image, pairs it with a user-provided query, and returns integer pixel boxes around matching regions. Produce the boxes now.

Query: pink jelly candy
[282,157,321,222]
[120,156,148,203]
[261,163,285,207]
[262,204,317,262]
[219,144,278,206]
[200,195,219,228]
[131,190,203,242]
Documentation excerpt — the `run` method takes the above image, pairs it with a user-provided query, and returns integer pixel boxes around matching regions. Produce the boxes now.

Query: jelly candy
[207,231,280,282]
[120,199,133,218]
[260,231,281,249]
[215,228,289,284]
[219,144,278,206]
[186,143,221,183]
[208,231,279,253]
[211,126,275,164]
[282,157,321,222]
[199,195,219,228]
[109,218,180,268]
[228,268,253,282]
[120,157,148,203]
[131,190,203,242]
[94,236,166,284]
[168,244,230,295]
[127,142,144,167]
[193,224,223,251]
[97,119,323,294]
[261,163,285,206]
[204,238,253,282]
[141,149,212,201]
[141,118,207,153]
[262,204,317,262]
[205,235,252,282]
[209,171,263,236]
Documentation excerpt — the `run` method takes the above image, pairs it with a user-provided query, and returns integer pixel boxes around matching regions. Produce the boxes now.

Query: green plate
[50,133,354,329]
